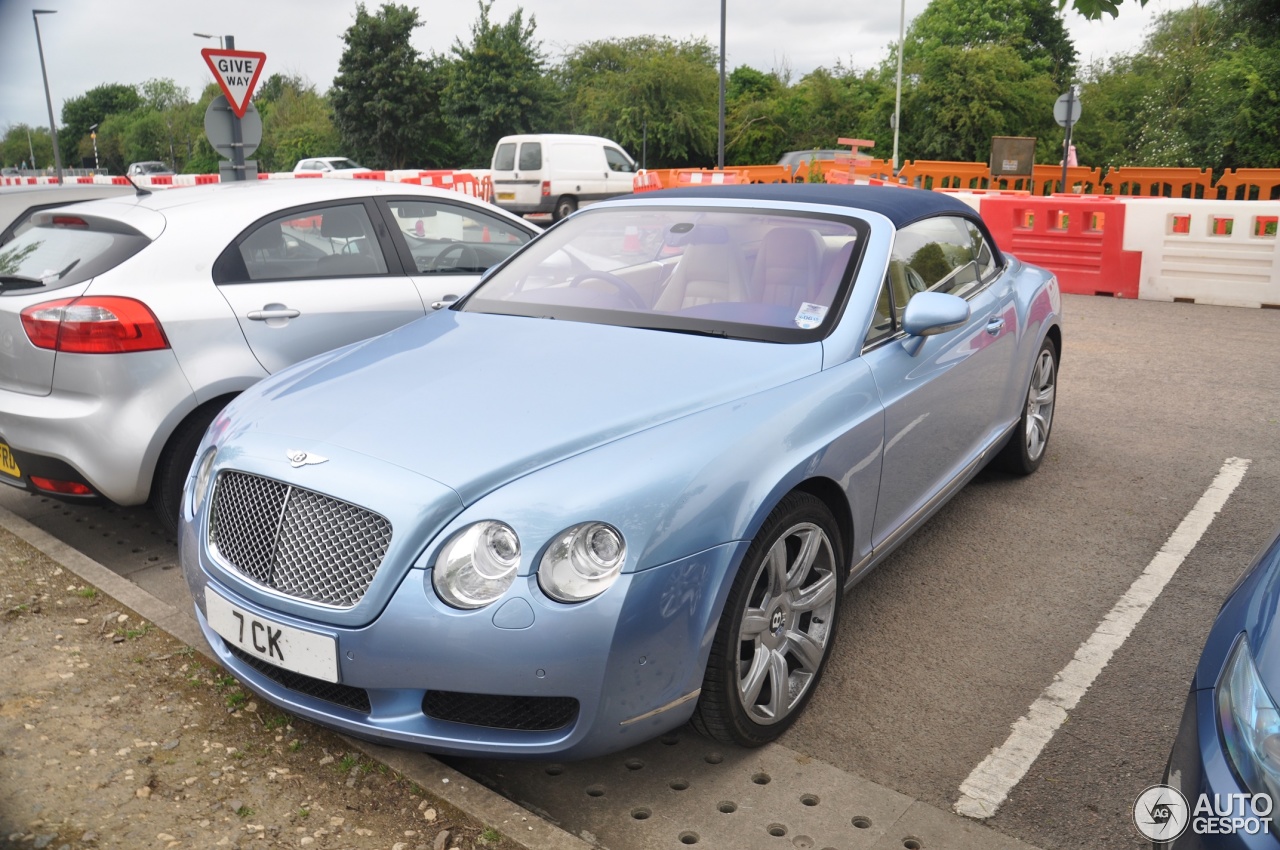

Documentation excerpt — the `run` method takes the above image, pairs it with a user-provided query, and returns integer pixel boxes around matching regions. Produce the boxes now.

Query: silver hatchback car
[0,179,535,531]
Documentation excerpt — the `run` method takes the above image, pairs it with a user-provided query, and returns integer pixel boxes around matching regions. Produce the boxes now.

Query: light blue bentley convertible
[179,184,1061,759]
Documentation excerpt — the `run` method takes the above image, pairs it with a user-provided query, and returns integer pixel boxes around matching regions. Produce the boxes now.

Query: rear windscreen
[0,214,149,294]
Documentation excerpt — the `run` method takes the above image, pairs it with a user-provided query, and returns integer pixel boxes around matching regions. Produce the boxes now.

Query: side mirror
[900,292,969,355]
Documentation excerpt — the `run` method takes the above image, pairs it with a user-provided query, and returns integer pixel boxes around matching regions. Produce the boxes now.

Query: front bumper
[1161,686,1277,849]
[184,537,746,760]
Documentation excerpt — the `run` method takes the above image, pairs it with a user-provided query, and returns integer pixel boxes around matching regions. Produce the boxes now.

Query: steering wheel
[568,271,648,309]
[430,242,481,272]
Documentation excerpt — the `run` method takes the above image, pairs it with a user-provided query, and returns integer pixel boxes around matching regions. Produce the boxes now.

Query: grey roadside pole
[33,9,64,183]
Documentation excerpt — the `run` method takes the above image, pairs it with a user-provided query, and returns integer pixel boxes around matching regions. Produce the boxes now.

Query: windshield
[460,206,865,343]
[327,158,363,170]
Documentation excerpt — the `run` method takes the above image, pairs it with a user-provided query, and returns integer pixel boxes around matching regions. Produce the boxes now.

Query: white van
[490,134,637,220]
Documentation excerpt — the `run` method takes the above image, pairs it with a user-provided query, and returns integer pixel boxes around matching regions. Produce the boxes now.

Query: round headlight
[432,521,520,609]
[538,522,626,603]
[189,447,217,515]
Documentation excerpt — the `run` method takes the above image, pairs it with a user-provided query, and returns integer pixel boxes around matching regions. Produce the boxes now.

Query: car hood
[226,310,825,504]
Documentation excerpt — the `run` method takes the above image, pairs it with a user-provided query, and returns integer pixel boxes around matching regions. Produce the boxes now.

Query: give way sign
[201,48,267,118]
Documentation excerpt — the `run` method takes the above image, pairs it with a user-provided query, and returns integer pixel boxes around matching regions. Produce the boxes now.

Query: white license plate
[205,587,339,683]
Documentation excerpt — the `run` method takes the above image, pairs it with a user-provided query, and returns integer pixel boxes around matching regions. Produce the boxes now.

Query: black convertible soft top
[639,183,980,230]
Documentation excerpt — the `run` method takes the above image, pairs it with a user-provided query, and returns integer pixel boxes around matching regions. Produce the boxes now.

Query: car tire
[149,400,228,537]
[553,196,578,221]
[692,491,844,748]
[994,336,1058,475]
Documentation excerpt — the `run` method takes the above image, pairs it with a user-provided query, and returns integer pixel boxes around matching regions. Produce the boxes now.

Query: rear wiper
[0,275,46,292]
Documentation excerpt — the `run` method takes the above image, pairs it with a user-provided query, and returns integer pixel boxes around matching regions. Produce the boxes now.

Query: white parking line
[954,456,1252,820]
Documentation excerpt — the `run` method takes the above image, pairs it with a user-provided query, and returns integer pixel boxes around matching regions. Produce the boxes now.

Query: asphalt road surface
[4,293,1276,850]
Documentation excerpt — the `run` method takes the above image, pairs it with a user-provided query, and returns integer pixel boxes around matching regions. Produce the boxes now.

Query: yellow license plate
[497,192,515,201]
[0,441,20,479]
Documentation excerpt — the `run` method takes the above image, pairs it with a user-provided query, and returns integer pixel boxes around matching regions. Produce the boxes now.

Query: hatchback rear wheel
[149,400,228,536]
[692,491,843,747]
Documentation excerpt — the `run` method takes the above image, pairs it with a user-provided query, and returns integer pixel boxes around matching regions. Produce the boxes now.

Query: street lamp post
[717,0,726,170]
[892,0,905,173]
[32,9,64,183]
[89,123,99,172]
[193,32,225,49]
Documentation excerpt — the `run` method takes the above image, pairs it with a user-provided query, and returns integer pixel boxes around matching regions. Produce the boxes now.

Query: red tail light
[541,181,550,197]
[20,296,170,354]
[30,477,93,496]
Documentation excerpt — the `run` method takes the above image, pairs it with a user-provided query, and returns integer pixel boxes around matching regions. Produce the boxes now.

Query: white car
[292,157,370,175]
[0,180,535,532]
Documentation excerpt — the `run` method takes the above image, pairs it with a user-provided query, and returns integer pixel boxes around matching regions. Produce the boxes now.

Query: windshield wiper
[54,258,79,280]
[0,275,47,292]
[634,325,731,338]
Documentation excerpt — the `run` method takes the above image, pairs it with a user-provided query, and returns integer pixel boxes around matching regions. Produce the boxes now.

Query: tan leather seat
[750,227,824,308]
[655,225,748,311]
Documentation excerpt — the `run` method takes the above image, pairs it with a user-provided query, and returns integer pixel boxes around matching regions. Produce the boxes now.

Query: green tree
[905,0,1076,87]
[137,78,193,170]
[443,1,554,166]
[331,3,442,169]
[900,44,1058,162]
[61,83,141,154]
[1,124,53,170]
[256,78,342,172]
[558,36,717,167]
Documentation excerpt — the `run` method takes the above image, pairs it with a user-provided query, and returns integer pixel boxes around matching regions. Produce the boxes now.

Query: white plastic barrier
[1121,198,1280,308]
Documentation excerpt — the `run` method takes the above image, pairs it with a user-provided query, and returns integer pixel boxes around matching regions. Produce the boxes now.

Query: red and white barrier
[1120,198,1280,308]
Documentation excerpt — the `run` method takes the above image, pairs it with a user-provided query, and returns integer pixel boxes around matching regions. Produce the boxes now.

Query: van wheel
[553,196,578,221]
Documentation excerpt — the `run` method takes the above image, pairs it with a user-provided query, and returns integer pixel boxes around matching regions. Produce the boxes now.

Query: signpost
[1054,88,1081,193]
[204,96,261,180]
[200,38,266,181]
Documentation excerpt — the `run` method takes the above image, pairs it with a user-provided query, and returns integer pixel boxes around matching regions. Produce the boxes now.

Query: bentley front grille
[209,471,392,608]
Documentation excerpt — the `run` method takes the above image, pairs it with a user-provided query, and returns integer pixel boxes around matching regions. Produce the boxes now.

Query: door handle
[247,307,301,321]
[985,317,1005,335]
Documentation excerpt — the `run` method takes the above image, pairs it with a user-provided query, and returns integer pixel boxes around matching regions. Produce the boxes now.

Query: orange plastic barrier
[737,165,795,184]
[1213,169,1280,201]
[979,195,1141,298]
[1101,167,1213,198]
[898,160,992,191]
[1008,165,1104,195]
[672,169,749,186]
[633,170,664,192]
[352,170,388,180]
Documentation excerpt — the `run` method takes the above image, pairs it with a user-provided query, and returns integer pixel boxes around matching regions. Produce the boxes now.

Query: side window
[865,272,895,345]
[605,147,633,173]
[518,142,542,170]
[493,143,516,171]
[887,216,985,327]
[384,199,531,275]
[235,203,389,281]
[963,219,999,282]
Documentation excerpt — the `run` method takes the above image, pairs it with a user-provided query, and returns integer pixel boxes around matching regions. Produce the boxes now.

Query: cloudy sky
[0,0,1194,131]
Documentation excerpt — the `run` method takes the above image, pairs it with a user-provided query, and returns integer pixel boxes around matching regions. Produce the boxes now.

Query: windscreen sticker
[794,302,828,330]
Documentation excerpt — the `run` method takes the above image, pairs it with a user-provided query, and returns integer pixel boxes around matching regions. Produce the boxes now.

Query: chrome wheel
[1024,347,1057,462]
[735,521,839,726]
